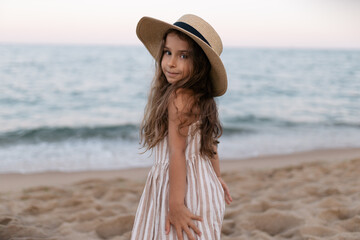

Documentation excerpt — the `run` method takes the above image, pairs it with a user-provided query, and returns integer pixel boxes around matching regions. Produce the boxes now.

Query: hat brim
[136,16,227,97]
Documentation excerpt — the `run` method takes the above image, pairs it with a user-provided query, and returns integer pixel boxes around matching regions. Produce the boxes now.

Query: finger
[223,183,230,193]
[176,226,184,240]
[223,185,232,201]
[165,217,170,234]
[183,226,196,240]
[228,193,233,202]
[225,192,232,203]
[191,214,203,222]
[225,189,232,201]
[188,222,202,236]
[225,195,231,205]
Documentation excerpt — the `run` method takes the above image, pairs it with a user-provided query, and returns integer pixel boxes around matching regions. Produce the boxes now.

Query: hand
[165,203,202,240]
[218,177,233,205]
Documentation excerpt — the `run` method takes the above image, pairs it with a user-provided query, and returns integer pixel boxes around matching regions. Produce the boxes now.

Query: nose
[167,56,176,68]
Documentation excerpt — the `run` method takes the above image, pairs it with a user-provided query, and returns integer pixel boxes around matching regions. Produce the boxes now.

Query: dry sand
[1,148,360,240]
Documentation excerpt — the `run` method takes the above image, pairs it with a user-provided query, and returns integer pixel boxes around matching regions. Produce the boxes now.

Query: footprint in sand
[246,209,304,236]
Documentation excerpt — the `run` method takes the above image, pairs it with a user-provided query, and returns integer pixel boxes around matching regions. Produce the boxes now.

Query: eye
[163,50,171,56]
[180,54,188,59]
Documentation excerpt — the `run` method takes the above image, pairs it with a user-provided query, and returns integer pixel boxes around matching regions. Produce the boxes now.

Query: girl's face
[161,32,193,84]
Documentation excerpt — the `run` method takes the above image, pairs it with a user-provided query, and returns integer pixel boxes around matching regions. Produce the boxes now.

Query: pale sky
[0,0,359,48]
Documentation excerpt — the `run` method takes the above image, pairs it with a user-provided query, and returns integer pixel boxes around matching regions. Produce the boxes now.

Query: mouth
[165,71,179,77]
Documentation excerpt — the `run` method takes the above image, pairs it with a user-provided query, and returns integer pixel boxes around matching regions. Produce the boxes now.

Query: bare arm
[165,90,202,240]
[168,98,187,207]
[210,144,221,177]
[210,143,233,205]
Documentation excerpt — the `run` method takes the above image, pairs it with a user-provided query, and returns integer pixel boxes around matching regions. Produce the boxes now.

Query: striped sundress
[131,121,225,240]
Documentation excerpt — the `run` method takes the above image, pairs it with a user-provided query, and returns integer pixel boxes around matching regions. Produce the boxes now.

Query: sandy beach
[1,147,360,240]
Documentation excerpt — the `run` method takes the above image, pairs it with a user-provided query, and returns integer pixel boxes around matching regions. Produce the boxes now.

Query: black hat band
[173,21,211,47]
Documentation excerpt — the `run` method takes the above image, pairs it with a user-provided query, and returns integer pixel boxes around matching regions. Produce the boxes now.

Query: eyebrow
[163,46,190,53]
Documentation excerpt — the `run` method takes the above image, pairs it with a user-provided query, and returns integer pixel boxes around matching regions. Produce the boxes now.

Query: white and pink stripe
[131,122,225,239]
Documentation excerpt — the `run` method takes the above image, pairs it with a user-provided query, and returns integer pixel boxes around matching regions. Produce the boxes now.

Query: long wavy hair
[140,29,222,159]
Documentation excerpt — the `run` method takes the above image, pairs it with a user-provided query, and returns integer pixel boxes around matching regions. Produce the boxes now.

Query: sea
[1,44,359,173]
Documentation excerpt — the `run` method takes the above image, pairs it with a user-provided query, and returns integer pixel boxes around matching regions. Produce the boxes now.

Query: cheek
[186,63,193,75]
[160,58,166,71]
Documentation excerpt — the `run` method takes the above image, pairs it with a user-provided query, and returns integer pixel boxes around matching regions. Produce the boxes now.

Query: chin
[167,79,178,84]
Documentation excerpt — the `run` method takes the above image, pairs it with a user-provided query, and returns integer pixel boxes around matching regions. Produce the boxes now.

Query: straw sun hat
[136,14,227,96]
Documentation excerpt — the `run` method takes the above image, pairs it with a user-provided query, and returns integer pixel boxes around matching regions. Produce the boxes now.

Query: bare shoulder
[169,88,195,116]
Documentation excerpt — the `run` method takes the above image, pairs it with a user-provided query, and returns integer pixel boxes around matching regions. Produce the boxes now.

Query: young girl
[131,14,232,240]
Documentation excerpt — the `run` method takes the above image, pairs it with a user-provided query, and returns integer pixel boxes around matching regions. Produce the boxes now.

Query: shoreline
[1,147,359,193]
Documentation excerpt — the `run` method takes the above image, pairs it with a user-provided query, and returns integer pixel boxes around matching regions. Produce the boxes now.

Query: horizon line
[1,41,360,51]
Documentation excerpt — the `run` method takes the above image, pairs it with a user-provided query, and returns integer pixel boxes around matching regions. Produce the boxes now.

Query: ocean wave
[0,124,139,146]
[224,115,360,128]
[0,123,257,146]
[0,119,358,147]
